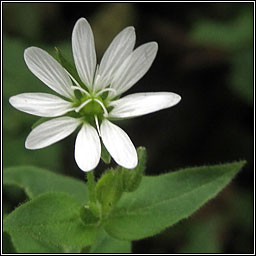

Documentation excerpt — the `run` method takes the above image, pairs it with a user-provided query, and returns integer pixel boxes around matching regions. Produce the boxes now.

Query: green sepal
[95,169,123,217]
[101,142,111,164]
[54,47,83,86]
[121,146,146,192]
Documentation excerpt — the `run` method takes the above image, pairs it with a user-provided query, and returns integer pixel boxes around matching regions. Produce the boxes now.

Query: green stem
[86,171,96,203]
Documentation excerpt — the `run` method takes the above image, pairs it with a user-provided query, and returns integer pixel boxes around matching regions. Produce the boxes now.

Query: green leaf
[121,146,146,192]
[104,161,245,240]
[3,166,88,204]
[90,229,131,253]
[4,192,97,253]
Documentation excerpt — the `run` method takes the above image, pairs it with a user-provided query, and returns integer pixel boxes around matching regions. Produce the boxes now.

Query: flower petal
[109,42,158,97]
[94,26,136,91]
[72,17,96,89]
[74,124,101,172]
[9,93,73,117]
[24,47,74,99]
[109,92,181,118]
[25,117,81,149]
[100,119,138,169]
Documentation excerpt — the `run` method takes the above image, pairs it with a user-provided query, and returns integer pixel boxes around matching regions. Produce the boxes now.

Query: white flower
[9,18,181,172]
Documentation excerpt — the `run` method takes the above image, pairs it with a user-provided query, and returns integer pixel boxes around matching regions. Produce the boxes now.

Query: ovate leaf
[4,192,97,253]
[104,161,245,240]
[3,166,88,204]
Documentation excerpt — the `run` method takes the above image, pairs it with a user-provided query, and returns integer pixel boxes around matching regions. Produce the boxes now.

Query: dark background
[3,2,254,253]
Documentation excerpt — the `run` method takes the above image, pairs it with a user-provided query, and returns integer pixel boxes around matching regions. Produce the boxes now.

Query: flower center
[79,99,105,116]
[71,86,110,120]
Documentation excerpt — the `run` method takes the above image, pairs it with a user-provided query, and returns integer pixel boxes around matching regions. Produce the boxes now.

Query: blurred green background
[3,2,254,253]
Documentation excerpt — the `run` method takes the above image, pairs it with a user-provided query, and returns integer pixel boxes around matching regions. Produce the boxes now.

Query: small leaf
[90,228,131,253]
[104,161,246,241]
[3,166,88,204]
[95,169,123,216]
[4,192,97,253]
[122,146,146,192]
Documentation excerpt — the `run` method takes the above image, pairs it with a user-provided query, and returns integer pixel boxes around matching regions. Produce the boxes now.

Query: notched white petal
[109,42,158,97]
[94,26,136,91]
[100,119,138,169]
[72,17,96,89]
[9,93,73,117]
[75,124,101,172]
[25,117,81,149]
[109,92,181,118]
[24,47,74,99]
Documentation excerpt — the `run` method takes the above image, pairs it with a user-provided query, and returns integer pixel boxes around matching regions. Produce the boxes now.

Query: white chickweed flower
[9,18,181,172]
